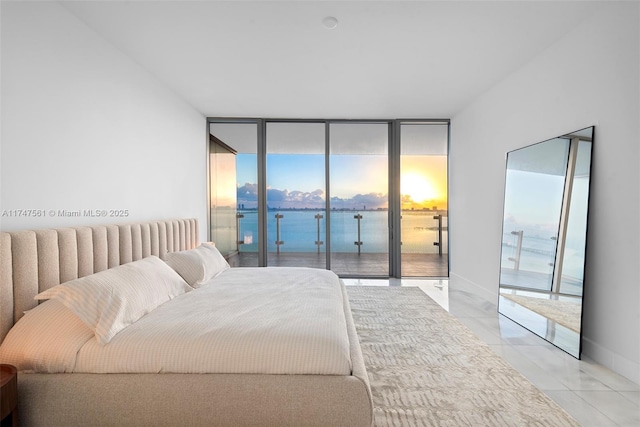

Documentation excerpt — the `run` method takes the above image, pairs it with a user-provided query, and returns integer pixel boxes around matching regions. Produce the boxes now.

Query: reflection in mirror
[209,122,259,267]
[498,127,593,358]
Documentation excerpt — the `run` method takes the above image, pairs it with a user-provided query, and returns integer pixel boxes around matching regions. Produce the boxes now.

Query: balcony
[223,209,448,277]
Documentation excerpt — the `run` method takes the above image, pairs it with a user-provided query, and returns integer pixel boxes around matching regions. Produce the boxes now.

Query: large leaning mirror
[498,126,593,358]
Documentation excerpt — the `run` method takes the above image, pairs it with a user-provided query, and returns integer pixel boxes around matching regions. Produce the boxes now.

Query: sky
[503,170,565,236]
[236,154,448,210]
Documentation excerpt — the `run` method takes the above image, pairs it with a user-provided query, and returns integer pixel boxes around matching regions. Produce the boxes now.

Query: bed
[0,219,373,426]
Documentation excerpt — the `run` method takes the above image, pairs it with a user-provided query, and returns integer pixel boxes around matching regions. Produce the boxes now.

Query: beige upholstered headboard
[0,218,198,344]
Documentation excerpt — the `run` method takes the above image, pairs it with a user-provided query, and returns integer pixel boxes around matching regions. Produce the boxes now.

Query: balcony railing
[233,210,447,254]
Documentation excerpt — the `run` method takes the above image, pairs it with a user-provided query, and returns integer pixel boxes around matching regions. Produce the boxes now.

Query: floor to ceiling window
[208,118,449,278]
[209,122,259,267]
[209,134,237,258]
[266,121,326,269]
[399,122,449,277]
[329,122,389,277]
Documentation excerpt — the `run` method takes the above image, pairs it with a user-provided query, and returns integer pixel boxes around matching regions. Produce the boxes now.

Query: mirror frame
[498,126,594,358]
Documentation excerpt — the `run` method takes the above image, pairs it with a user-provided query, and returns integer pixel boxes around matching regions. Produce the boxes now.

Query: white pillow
[0,299,94,372]
[164,244,230,288]
[34,256,192,345]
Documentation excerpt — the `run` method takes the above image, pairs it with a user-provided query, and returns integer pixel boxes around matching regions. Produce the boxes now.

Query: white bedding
[0,267,352,376]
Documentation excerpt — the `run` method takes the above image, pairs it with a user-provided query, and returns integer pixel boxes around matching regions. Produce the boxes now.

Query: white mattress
[1,267,353,376]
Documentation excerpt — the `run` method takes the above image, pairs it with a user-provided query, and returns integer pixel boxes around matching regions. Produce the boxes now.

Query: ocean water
[236,209,447,254]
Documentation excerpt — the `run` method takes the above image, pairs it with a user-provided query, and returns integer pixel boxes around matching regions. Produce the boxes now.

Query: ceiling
[60,1,604,119]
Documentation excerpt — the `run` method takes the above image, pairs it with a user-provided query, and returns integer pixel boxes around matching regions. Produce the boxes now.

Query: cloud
[238,184,328,209]
[238,183,389,210]
[330,192,388,210]
[236,184,441,211]
[237,183,258,201]
[267,188,288,202]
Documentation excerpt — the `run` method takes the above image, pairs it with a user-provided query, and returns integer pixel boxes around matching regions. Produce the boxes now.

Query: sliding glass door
[399,122,449,277]
[208,118,449,278]
[265,122,326,268]
[329,122,389,277]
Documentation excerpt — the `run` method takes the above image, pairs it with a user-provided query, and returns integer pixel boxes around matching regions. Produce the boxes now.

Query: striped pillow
[0,299,93,372]
[34,256,192,345]
[164,244,230,288]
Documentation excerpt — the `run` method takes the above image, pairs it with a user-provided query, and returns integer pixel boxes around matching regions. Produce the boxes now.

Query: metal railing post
[508,230,523,271]
[433,214,443,256]
[354,213,363,255]
[236,212,245,251]
[275,213,284,254]
[315,214,324,254]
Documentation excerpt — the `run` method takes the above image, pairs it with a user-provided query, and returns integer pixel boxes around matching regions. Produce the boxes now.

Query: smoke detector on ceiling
[322,17,338,29]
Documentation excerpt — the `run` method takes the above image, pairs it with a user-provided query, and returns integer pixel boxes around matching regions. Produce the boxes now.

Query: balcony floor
[229,252,448,277]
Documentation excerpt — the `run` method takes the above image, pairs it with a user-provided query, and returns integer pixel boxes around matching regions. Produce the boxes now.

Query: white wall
[1,2,207,241]
[450,2,639,383]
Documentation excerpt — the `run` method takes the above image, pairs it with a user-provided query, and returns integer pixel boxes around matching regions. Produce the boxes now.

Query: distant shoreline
[217,207,448,213]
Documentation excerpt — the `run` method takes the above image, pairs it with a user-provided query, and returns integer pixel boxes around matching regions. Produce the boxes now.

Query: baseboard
[448,271,497,305]
[582,336,640,386]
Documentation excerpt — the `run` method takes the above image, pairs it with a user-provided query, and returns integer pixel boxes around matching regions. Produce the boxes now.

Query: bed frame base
[19,372,372,427]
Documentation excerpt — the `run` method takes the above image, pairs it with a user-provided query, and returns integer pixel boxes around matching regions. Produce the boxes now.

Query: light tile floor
[343,278,640,427]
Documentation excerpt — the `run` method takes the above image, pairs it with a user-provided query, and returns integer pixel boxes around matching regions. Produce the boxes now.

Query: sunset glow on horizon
[234,153,447,211]
[401,155,448,210]
[402,172,437,201]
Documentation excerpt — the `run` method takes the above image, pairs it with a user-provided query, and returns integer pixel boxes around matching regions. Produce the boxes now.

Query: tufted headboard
[0,218,199,343]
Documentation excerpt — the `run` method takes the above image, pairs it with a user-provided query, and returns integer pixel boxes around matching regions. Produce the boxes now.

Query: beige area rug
[500,293,582,333]
[347,287,580,427]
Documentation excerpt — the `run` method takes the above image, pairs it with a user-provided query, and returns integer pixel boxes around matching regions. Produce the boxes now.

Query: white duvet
[0,267,352,375]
